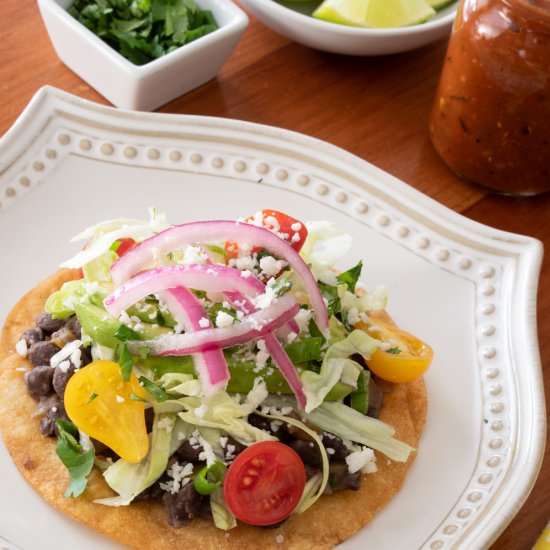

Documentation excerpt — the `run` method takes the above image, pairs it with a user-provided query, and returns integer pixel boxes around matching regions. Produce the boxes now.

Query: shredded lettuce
[210,487,237,530]
[265,394,414,462]
[301,329,380,413]
[160,372,202,397]
[95,412,176,506]
[82,250,117,284]
[176,392,278,446]
[338,283,389,319]
[306,401,414,462]
[45,278,109,319]
[62,209,169,269]
[299,221,353,285]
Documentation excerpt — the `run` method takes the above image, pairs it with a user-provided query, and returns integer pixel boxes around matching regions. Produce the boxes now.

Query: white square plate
[0,87,545,550]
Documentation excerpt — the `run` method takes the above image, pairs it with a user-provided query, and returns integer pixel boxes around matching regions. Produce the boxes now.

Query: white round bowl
[239,0,458,56]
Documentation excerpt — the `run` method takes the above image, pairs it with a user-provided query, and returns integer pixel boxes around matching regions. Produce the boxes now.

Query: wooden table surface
[1,1,548,548]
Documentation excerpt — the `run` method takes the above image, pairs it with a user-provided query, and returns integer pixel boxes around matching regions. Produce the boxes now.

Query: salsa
[430,0,550,196]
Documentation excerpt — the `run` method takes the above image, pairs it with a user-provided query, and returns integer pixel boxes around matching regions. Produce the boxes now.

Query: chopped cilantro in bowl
[67,0,219,65]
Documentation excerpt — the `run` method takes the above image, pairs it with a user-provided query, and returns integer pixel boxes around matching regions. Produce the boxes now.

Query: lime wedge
[312,0,368,26]
[364,0,436,27]
[427,0,455,9]
[313,0,437,28]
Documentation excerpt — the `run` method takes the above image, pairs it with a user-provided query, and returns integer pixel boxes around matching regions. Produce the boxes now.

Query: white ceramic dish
[239,0,457,55]
[37,0,248,111]
[0,87,545,550]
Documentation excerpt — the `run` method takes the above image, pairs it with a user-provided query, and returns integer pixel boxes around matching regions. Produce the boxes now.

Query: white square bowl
[37,0,249,111]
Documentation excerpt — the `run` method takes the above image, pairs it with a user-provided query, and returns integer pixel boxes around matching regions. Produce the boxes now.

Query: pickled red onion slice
[225,291,306,409]
[159,287,229,396]
[263,333,307,410]
[104,263,264,317]
[109,220,328,332]
[126,294,300,356]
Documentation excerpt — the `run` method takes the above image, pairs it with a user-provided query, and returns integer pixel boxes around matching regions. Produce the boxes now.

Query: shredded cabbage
[62,209,169,269]
[95,412,175,506]
[306,402,413,462]
[338,283,389,319]
[176,392,278,446]
[301,329,380,413]
[299,221,353,285]
[265,395,414,462]
[210,487,237,530]
[82,250,117,284]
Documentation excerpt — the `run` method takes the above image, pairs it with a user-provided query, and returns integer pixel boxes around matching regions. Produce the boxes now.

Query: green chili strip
[349,370,370,415]
[194,461,227,495]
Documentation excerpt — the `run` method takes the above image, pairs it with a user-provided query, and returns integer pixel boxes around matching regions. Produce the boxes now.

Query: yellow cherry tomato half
[357,310,433,383]
[64,360,149,463]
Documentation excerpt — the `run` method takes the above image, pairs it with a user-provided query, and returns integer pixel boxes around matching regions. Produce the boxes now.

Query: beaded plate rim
[0,87,544,550]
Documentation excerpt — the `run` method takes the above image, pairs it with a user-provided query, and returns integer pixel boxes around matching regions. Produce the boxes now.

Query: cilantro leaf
[118,343,134,381]
[55,419,95,498]
[67,0,219,66]
[336,260,363,293]
[317,282,341,317]
[138,376,168,402]
[156,309,166,326]
[114,323,141,341]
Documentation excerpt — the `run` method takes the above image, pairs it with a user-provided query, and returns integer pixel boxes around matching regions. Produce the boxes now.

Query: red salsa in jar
[430,0,550,195]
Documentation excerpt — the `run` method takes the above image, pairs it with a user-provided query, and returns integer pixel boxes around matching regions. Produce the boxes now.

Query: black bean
[24,365,54,398]
[50,326,76,347]
[80,345,92,367]
[38,395,69,437]
[175,440,203,463]
[163,482,208,528]
[321,433,349,462]
[28,341,59,367]
[223,435,246,459]
[35,312,65,334]
[19,328,44,347]
[247,413,292,443]
[52,364,76,397]
[134,481,164,502]
[66,316,82,339]
[324,463,361,494]
[289,439,322,467]
[367,377,384,419]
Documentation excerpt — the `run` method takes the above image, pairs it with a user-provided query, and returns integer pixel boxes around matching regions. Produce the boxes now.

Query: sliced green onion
[194,461,227,495]
[284,337,323,363]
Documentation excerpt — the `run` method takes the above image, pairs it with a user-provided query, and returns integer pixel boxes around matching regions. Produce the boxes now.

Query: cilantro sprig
[55,419,95,498]
[68,0,219,66]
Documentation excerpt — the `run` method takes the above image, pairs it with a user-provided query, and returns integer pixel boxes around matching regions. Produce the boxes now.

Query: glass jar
[429,0,550,196]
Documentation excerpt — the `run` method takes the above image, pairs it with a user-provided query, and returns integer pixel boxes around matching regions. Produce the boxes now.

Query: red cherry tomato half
[225,210,308,260]
[223,441,306,526]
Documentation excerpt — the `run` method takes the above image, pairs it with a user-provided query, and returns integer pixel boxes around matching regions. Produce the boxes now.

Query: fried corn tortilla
[0,270,427,550]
